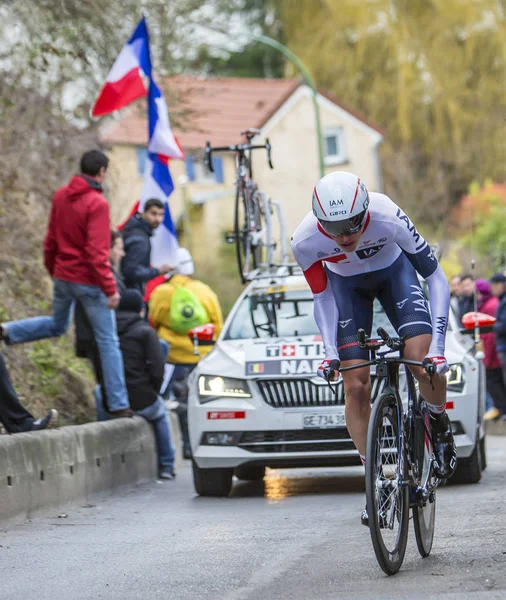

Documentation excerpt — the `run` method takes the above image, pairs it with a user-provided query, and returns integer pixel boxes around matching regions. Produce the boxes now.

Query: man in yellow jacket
[149,248,223,458]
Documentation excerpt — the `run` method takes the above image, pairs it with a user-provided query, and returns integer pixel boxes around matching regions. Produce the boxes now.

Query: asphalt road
[2,437,506,600]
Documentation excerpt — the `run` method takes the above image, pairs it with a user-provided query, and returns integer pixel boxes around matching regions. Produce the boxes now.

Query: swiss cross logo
[282,344,296,357]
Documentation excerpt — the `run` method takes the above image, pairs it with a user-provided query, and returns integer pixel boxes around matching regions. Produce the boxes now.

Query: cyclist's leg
[377,254,445,405]
[327,269,374,457]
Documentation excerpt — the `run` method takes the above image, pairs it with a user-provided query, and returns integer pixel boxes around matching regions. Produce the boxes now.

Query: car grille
[256,376,385,408]
[238,428,355,453]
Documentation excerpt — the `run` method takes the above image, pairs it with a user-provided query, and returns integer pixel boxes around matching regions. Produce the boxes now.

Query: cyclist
[291,171,457,526]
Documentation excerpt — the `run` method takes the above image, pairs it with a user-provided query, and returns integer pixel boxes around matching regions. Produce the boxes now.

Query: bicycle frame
[338,340,439,502]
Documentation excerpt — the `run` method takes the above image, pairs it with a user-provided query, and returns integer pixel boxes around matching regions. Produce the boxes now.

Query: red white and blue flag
[91,18,152,117]
[93,17,184,271]
[140,78,184,268]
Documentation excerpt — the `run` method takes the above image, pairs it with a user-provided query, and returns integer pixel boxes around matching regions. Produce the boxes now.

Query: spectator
[149,248,223,458]
[476,279,506,420]
[449,275,461,316]
[95,290,176,479]
[491,273,506,420]
[457,274,475,322]
[0,352,58,433]
[75,230,126,406]
[121,199,173,294]
[0,150,131,418]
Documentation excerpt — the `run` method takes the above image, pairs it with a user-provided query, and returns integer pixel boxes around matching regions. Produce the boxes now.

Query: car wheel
[452,440,482,485]
[235,465,266,481]
[192,460,233,497]
[480,435,487,471]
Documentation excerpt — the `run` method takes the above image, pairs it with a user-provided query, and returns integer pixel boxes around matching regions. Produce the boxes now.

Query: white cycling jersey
[291,192,451,361]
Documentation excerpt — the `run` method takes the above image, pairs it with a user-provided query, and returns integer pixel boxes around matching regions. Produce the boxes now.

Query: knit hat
[490,273,506,284]
[475,278,491,296]
[118,290,144,313]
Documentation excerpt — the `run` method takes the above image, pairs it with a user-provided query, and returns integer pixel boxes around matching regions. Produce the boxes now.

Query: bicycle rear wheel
[234,186,262,283]
[366,393,409,576]
[412,399,436,558]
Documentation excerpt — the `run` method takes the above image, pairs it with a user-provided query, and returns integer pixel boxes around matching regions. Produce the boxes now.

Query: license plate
[303,413,346,428]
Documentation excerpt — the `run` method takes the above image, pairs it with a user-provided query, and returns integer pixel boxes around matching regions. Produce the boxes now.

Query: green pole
[252,34,325,178]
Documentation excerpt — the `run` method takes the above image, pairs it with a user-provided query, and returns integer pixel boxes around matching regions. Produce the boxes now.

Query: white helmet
[312,171,369,236]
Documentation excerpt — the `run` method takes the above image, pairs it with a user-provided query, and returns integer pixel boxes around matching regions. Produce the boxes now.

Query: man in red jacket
[0,151,131,416]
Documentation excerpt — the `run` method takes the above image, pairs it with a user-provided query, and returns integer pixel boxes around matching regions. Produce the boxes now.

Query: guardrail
[0,416,171,525]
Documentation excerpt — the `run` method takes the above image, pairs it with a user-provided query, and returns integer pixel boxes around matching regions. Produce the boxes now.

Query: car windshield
[224,288,318,340]
[224,282,455,341]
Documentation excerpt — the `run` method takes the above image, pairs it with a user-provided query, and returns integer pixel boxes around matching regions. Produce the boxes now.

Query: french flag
[139,78,184,269]
[91,18,151,117]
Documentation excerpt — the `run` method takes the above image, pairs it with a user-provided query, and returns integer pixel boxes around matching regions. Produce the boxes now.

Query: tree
[279,0,506,231]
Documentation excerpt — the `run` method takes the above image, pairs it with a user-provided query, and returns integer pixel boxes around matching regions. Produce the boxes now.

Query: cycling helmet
[312,171,370,236]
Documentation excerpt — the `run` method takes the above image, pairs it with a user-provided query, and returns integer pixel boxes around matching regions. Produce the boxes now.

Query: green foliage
[27,337,93,399]
[467,205,506,272]
[280,0,506,230]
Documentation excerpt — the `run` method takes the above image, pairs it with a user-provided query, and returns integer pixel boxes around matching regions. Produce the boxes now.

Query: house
[102,76,384,267]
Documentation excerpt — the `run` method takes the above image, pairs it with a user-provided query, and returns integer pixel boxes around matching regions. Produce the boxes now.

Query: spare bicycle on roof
[205,129,288,283]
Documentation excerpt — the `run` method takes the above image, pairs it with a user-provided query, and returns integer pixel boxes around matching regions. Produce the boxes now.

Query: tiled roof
[101,76,383,149]
[101,76,300,149]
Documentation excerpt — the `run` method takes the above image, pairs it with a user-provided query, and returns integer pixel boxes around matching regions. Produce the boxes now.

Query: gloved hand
[423,355,449,376]
[317,358,341,381]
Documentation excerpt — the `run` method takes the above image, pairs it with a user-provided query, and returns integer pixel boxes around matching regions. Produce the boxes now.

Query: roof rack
[246,263,302,281]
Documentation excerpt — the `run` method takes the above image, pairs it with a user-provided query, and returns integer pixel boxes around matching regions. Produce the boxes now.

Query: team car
[187,265,486,497]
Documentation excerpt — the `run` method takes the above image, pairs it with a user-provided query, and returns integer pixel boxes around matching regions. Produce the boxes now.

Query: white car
[188,266,486,496]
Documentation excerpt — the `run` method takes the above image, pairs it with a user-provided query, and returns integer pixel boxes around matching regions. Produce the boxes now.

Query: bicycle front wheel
[366,393,409,576]
[412,400,436,558]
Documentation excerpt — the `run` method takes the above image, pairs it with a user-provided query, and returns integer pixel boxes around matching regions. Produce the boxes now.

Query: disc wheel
[366,393,409,576]
[412,403,436,557]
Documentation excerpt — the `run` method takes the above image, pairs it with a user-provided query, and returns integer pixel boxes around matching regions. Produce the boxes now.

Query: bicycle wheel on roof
[235,185,262,283]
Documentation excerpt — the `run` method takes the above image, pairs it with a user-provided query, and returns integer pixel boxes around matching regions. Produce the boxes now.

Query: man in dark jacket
[0,150,130,417]
[95,290,176,478]
[121,199,173,293]
[0,352,58,433]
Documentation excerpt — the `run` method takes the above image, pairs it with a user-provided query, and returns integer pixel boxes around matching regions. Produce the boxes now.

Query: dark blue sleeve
[121,236,159,284]
[401,244,439,279]
[494,301,506,336]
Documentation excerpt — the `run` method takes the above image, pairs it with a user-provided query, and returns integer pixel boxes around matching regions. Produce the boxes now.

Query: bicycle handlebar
[204,138,273,172]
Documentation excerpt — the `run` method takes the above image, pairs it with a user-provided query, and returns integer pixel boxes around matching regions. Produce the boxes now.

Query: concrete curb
[0,417,159,525]
[485,419,506,436]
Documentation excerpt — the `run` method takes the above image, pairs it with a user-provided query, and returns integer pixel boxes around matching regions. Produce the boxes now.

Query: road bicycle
[205,129,276,283]
[326,327,441,575]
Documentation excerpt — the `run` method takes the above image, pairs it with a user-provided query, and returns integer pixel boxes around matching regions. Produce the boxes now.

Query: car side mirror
[188,323,216,355]
[461,311,496,335]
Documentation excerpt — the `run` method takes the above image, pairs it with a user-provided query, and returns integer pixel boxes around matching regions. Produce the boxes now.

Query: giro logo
[396,298,408,310]
[410,285,428,313]
[339,319,352,329]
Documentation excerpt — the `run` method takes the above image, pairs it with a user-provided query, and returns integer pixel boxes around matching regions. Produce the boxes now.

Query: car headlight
[198,375,252,403]
[446,363,464,393]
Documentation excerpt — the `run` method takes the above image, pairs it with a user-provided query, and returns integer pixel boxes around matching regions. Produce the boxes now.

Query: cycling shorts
[327,252,432,362]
